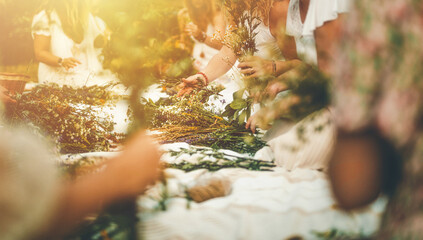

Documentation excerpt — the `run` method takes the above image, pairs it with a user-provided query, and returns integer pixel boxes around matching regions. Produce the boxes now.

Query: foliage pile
[144,88,267,155]
[5,84,123,153]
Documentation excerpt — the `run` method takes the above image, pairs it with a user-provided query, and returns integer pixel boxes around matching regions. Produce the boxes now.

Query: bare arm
[314,15,345,75]
[33,34,81,70]
[184,11,225,50]
[177,45,237,96]
[203,11,226,50]
[34,34,61,67]
[38,132,161,238]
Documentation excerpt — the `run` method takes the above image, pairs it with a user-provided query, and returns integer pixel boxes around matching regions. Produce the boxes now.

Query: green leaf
[230,98,247,110]
[238,110,247,125]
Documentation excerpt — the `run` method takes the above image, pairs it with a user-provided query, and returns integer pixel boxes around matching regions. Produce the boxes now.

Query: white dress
[255,0,351,171]
[31,10,118,87]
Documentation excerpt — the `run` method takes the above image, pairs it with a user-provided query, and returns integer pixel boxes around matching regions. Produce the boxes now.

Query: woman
[178,0,243,113]
[178,0,347,171]
[178,0,225,71]
[329,0,423,237]
[32,0,115,87]
[177,0,293,97]
[0,90,161,239]
[245,0,350,171]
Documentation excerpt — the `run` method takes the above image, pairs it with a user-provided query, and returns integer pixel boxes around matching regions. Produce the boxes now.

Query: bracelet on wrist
[272,60,277,76]
[197,72,209,87]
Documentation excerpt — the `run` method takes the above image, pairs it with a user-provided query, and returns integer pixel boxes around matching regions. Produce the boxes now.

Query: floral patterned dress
[332,0,423,237]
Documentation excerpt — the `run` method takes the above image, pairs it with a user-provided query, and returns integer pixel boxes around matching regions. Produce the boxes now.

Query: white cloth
[259,0,352,171]
[31,10,117,87]
[286,0,318,65]
[257,109,337,171]
[253,21,284,61]
[192,25,220,71]
[0,128,59,240]
[303,0,352,36]
[138,143,387,240]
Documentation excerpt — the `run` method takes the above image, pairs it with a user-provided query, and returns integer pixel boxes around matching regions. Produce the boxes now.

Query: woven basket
[0,72,30,94]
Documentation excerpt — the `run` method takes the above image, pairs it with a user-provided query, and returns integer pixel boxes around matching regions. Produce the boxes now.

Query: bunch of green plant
[143,87,225,128]
[64,199,138,240]
[313,229,370,240]
[165,146,275,172]
[5,84,121,153]
[219,0,272,123]
[222,88,254,124]
[221,0,260,57]
[143,88,267,155]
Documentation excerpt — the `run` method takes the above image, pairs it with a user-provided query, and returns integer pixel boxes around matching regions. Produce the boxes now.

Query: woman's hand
[249,80,288,103]
[185,22,204,41]
[0,86,16,105]
[238,56,274,79]
[107,131,162,198]
[177,73,207,97]
[246,110,275,133]
[263,80,289,100]
[61,57,81,70]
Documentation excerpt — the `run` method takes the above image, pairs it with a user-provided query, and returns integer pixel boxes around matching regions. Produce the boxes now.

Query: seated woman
[178,0,292,94]
[32,0,116,87]
[178,0,349,171]
[178,0,242,112]
[178,0,225,71]
[242,0,350,171]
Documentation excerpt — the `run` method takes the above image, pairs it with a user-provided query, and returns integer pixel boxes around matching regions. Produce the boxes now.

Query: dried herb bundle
[221,0,261,57]
[144,88,267,155]
[5,84,123,153]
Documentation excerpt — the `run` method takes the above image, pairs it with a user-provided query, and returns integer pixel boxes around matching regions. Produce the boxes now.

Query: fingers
[239,67,256,75]
[176,81,186,97]
[246,115,257,133]
[182,77,197,85]
[246,115,252,130]
[238,61,252,69]
[177,76,200,97]
[266,86,278,100]
[264,81,288,100]
[69,57,82,64]
[244,72,259,80]
[177,86,193,97]
[62,58,81,70]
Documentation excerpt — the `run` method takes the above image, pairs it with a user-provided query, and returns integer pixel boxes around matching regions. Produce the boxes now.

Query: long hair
[184,0,219,31]
[45,0,90,43]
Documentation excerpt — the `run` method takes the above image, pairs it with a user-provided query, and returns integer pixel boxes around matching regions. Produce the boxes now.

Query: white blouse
[286,0,352,65]
[303,0,352,36]
[32,10,116,87]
